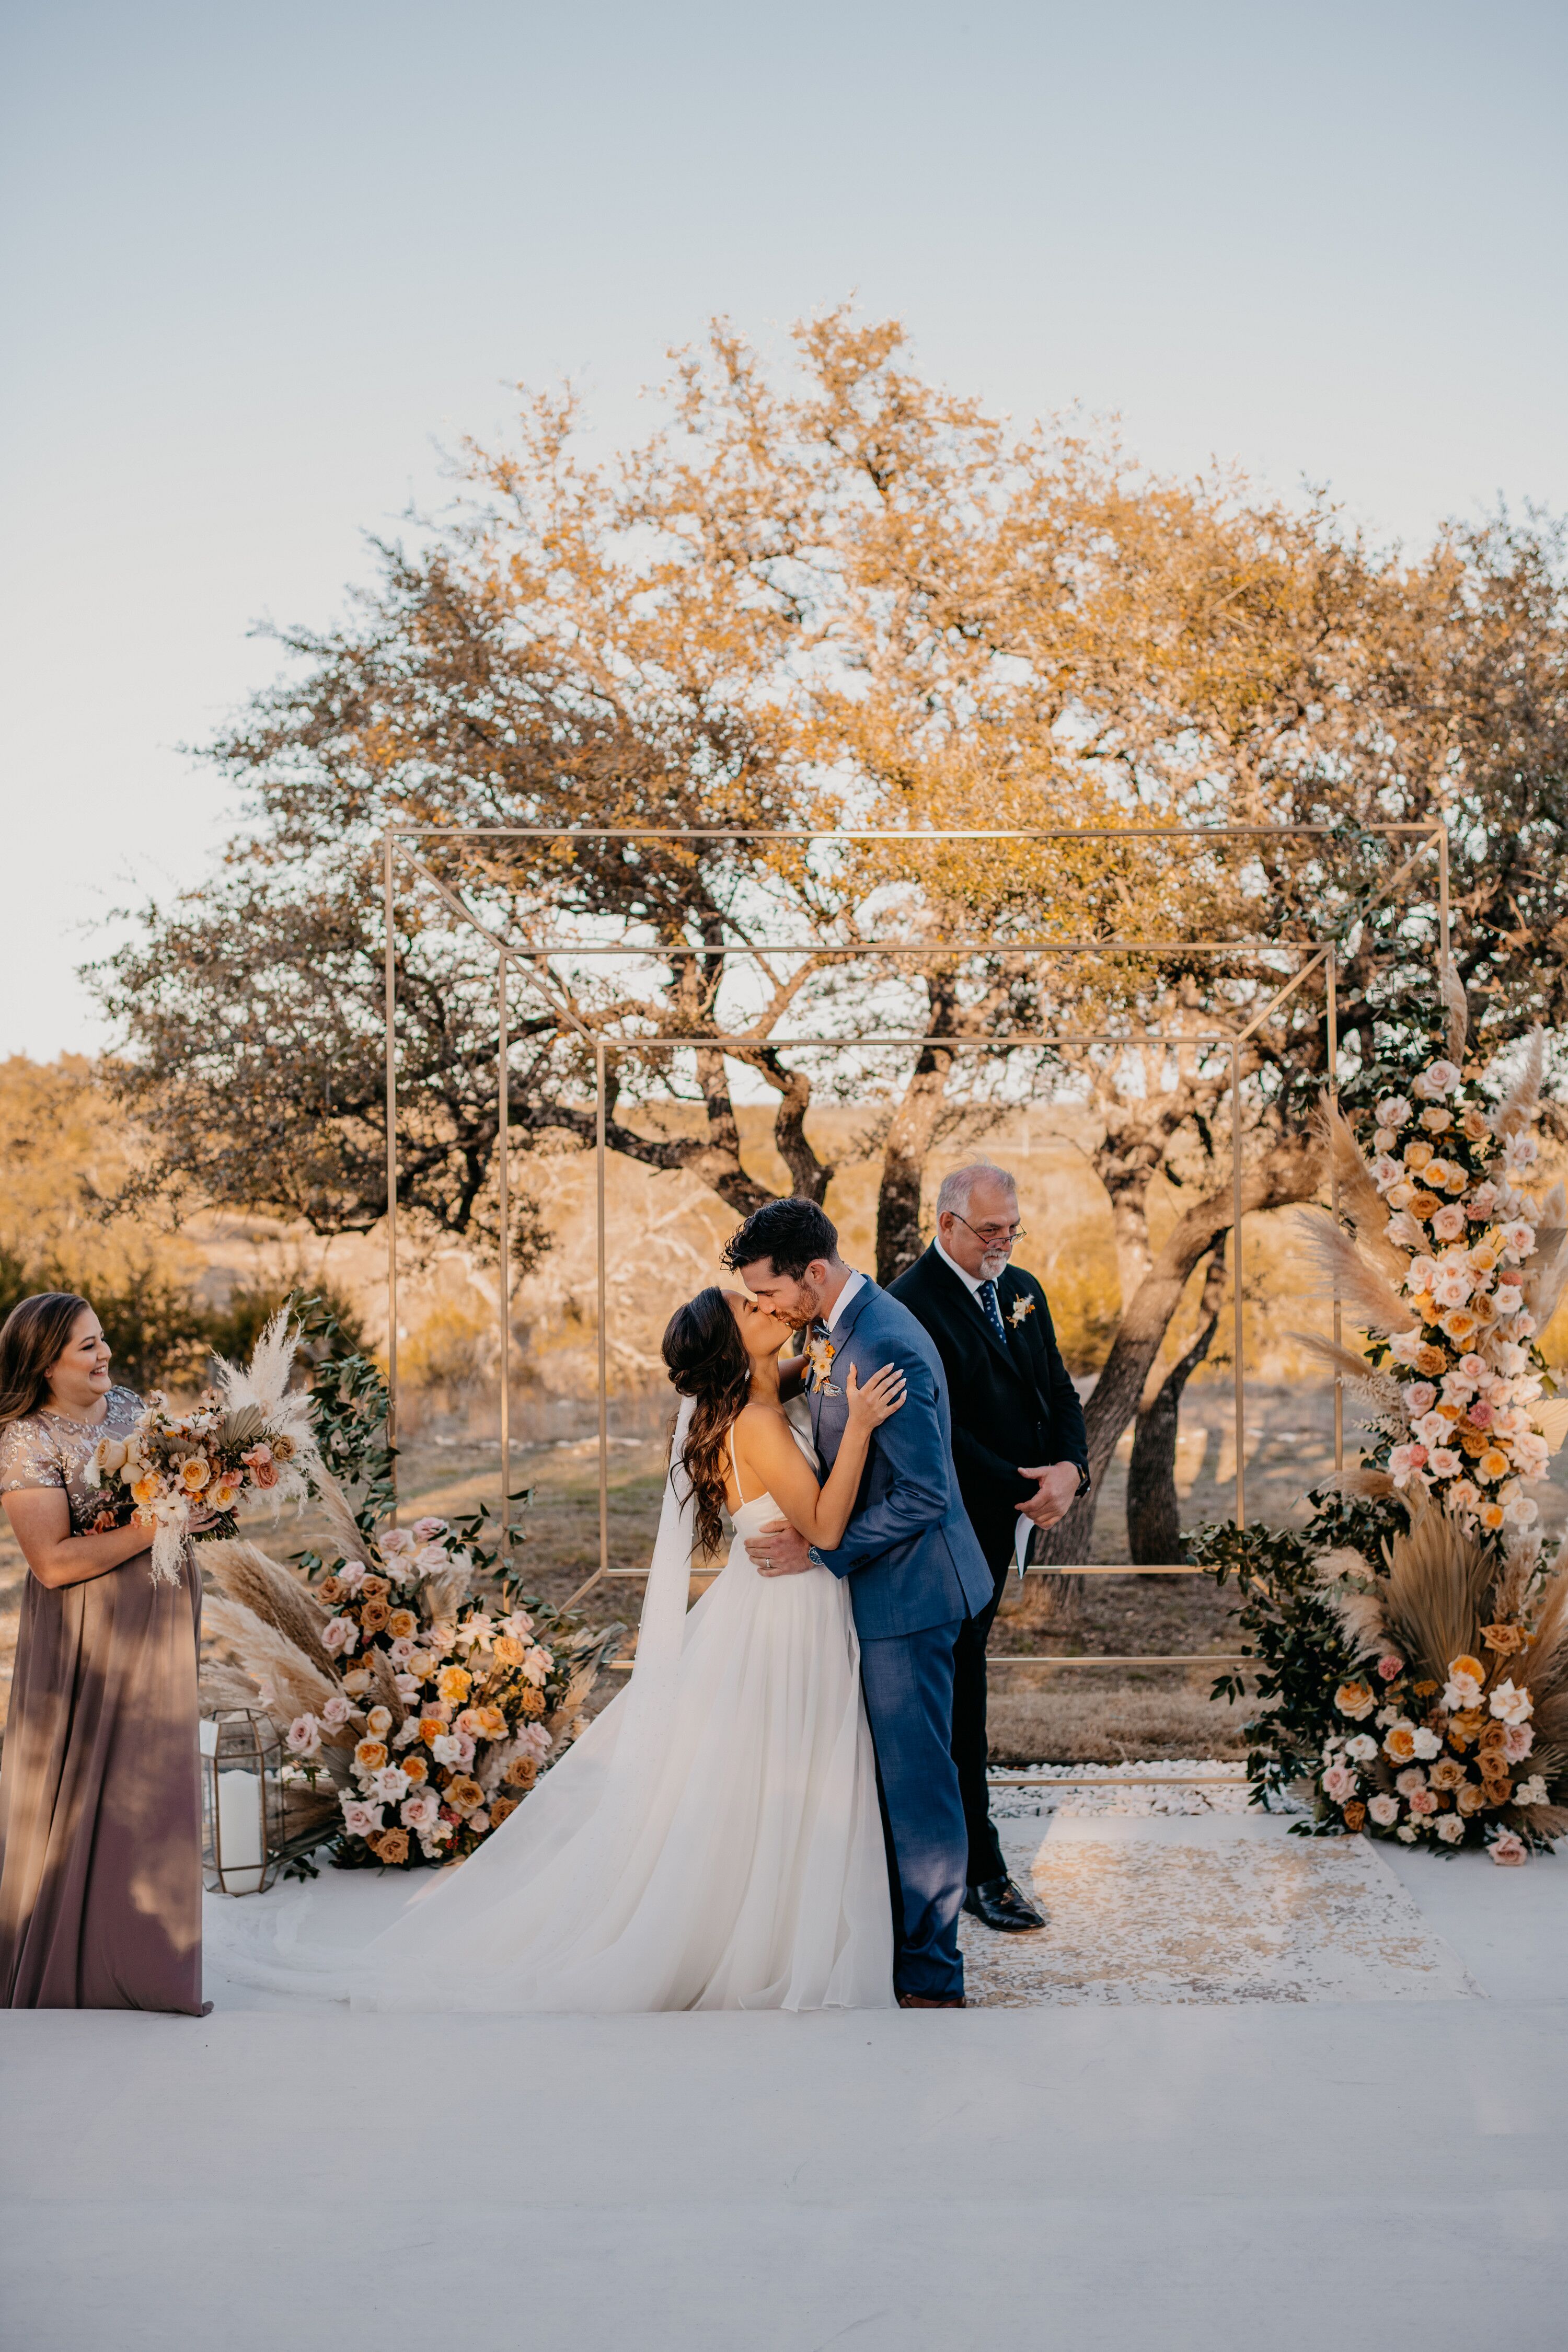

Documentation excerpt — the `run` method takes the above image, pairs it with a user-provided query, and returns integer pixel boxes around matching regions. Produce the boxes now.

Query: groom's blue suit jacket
[809,1279,994,1640]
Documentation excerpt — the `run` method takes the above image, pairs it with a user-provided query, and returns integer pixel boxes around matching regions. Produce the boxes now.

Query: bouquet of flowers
[87,1310,320,1584]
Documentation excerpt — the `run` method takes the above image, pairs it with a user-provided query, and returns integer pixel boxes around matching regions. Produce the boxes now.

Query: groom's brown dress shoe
[963,1875,1046,1933]
[896,1992,967,2008]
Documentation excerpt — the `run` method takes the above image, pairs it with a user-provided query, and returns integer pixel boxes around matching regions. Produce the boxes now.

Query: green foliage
[1192,1489,1408,1824]
[285,1290,397,1547]
[204,1273,366,1374]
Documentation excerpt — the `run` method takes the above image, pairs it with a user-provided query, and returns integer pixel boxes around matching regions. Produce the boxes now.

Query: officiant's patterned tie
[978,1279,1008,1344]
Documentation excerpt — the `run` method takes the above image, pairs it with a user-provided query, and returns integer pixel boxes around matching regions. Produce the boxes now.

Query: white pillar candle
[216,1769,266,1895]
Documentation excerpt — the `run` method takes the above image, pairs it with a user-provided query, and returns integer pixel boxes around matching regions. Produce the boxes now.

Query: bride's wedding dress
[210,1398,893,2012]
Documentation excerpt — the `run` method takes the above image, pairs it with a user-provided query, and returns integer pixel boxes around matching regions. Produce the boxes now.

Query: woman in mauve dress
[0,1292,205,2013]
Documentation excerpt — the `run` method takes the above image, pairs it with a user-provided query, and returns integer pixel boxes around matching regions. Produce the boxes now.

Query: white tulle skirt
[207,1483,894,2013]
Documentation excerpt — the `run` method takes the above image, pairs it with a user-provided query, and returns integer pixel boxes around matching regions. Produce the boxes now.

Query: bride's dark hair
[662,1286,752,1557]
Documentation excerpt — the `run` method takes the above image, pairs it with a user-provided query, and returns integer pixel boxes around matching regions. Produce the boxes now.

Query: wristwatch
[1074,1463,1092,1498]
[807,1546,826,1571]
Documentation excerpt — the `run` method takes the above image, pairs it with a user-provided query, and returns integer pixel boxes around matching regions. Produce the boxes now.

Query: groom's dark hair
[722,1198,839,1281]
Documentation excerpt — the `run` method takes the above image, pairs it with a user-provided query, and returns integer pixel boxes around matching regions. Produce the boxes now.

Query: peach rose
[1416,1345,1449,1379]
[1457,1782,1488,1814]
[318,1575,348,1605]
[401,1754,429,1783]
[489,1795,519,1826]
[1403,1140,1435,1171]
[131,1473,160,1508]
[446,1775,485,1815]
[1383,1723,1419,1763]
[370,1827,410,1865]
[493,1635,526,1668]
[179,1455,212,1492]
[436,1666,471,1705]
[520,1686,546,1718]
[1342,1802,1367,1831]
[418,1715,447,1746]
[354,1739,389,1775]
[361,1574,390,1602]
[365,1705,393,1737]
[503,1755,539,1789]
[360,1599,390,1633]
[387,1609,418,1641]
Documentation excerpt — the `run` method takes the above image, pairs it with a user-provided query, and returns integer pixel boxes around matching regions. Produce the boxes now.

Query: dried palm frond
[200,1662,264,1716]
[1288,1333,1408,1422]
[1292,1212,1416,1335]
[1522,1565,1568,1699]
[309,1468,374,1569]
[422,1563,475,1622]
[1523,1225,1568,1330]
[1380,1511,1492,1682]
[1439,961,1469,1062]
[1315,1547,1375,1583]
[203,1539,336,1675]
[1494,1027,1546,1137]
[1491,1546,1539,1628]
[1317,1467,1399,1504]
[1313,1103,1408,1283]
[1520,1802,1568,1841]
[540,1664,601,1755]
[203,1596,341,1731]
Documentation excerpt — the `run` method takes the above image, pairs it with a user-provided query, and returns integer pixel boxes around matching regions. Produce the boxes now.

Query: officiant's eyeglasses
[949,1213,1025,1246]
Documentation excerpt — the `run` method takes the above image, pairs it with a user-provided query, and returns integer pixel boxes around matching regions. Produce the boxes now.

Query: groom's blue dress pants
[857,1619,968,2002]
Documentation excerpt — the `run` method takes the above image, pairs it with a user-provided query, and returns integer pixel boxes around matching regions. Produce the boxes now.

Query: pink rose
[1389,1443,1428,1485]
[1503,1723,1534,1762]
[1377,1655,1405,1682]
[1322,1763,1359,1803]
[410,1516,448,1542]
[1489,1831,1528,1866]
[321,1616,359,1656]
[340,1798,384,1836]
[1408,1789,1438,1816]
[1399,1383,1437,1417]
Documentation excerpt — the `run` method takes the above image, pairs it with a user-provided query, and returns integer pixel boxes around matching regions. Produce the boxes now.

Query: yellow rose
[1404,1140,1434,1171]
[418,1716,447,1746]
[436,1666,471,1704]
[1477,1449,1509,1484]
[402,1755,429,1784]
[1449,1654,1486,1684]
[354,1739,389,1775]
[179,1455,212,1492]
[1383,1724,1418,1763]
[131,1474,160,1507]
[493,1635,526,1668]
[474,1705,507,1740]
[366,1705,393,1736]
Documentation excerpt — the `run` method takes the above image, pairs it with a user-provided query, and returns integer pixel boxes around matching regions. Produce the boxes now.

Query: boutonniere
[1007,1296,1036,1328]
[802,1332,840,1396]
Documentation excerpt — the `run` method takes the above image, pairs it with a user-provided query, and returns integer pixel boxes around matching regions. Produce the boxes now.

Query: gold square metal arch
[381,820,1451,1611]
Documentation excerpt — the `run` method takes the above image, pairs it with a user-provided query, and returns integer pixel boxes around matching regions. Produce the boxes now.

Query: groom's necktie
[978,1279,1008,1345]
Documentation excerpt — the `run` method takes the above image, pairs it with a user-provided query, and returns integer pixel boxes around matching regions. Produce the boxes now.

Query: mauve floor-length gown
[0,1388,203,2012]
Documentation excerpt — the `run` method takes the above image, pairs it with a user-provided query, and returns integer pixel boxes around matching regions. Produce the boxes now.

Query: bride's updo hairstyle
[662,1285,752,1556]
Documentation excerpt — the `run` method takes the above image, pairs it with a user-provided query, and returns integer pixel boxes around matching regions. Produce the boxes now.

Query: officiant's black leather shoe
[963,1875,1045,1933]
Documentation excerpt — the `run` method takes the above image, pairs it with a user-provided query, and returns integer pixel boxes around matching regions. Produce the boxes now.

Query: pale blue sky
[3,0,1565,1056]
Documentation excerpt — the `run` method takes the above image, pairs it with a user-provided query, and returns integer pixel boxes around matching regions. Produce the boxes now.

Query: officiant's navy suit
[808,1278,993,2001]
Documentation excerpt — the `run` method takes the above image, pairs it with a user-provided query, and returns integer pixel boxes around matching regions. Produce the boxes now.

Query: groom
[723,1200,993,2008]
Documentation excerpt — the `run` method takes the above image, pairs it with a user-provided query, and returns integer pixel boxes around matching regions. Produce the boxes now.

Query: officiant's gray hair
[935,1162,1017,1220]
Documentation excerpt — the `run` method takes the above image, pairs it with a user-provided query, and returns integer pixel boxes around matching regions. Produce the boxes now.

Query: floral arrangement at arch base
[1195,984,1568,1861]
[205,1498,619,1870]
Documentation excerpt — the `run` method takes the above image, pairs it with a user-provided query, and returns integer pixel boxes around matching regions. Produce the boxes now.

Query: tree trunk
[1126,1237,1226,1565]
[874,1044,955,1285]
[1033,1133,1318,1567]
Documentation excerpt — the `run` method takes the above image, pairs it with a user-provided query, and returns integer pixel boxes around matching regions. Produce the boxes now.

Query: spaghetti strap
[727,1421,748,1508]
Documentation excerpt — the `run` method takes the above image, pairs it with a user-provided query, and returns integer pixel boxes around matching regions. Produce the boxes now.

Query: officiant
[889,1162,1089,1934]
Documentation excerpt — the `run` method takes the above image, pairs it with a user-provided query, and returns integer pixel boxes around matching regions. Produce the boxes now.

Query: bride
[214,1286,904,2012]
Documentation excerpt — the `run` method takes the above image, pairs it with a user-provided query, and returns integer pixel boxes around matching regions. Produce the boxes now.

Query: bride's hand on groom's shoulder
[844,1361,906,1431]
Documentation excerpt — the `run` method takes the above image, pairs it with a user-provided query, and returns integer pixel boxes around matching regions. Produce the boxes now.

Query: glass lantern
[200,1708,288,1896]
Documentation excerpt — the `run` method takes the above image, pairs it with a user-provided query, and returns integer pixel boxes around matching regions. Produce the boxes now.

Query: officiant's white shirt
[934,1235,986,1297]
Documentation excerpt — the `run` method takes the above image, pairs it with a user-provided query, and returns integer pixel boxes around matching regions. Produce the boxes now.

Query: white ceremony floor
[4,1775,1567,2351]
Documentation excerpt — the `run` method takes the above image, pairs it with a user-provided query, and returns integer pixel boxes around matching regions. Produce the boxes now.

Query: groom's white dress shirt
[825,1269,866,1331]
